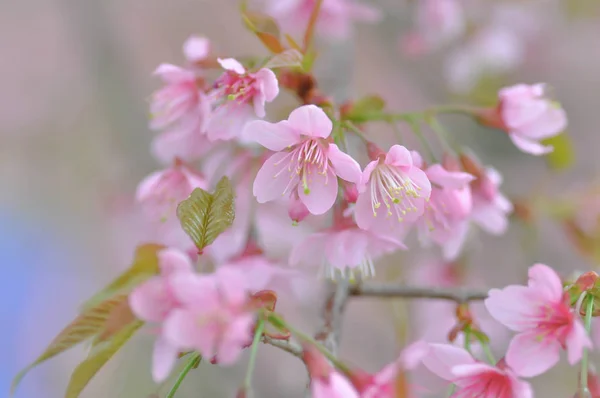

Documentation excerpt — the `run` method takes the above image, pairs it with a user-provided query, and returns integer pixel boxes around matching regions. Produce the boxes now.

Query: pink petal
[158,248,193,275]
[136,171,164,202]
[217,58,245,74]
[253,152,299,203]
[153,63,195,83]
[298,168,338,215]
[325,230,369,269]
[243,120,300,151]
[129,278,172,323]
[471,203,510,235]
[152,336,180,382]
[509,133,553,155]
[399,340,430,370]
[527,263,563,303]
[518,107,567,139]
[506,332,561,377]
[451,362,502,379]
[169,273,218,308]
[385,145,413,167]
[327,143,362,184]
[289,232,328,268]
[427,164,474,189]
[421,343,475,381]
[252,90,267,118]
[255,68,279,102]
[206,102,254,142]
[358,160,380,193]
[183,35,210,63]
[151,129,212,165]
[216,314,255,365]
[566,320,592,365]
[215,267,249,306]
[407,166,432,204]
[354,190,377,230]
[484,286,538,331]
[287,105,333,138]
[164,309,217,355]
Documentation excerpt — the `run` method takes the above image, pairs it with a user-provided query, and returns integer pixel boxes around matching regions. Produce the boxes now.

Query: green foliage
[242,11,285,53]
[177,176,236,252]
[543,133,575,171]
[263,49,304,70]
[343,95,386,123]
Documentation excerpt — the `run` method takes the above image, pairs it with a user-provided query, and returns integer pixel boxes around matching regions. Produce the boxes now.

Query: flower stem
[244,319,266,389]
[166,353,201,398]
[463,329,472,355]
[267,313,350,373]
[580,297,594,395]
[482,342,496,365]
[404,116,438,163]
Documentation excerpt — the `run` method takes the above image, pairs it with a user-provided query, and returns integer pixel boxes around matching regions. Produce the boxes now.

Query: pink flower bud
[288,192,310,223]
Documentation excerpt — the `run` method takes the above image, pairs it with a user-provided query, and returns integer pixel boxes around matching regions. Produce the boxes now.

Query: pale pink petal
[129,278,171,323]
[253,152,299,203]
[158,248,193,275]
[183,35,210,62]
[451,362,502,378]
[217,58,246,74]
[152,336,180,382]
[399,340,430,370]
[427,164,474,189]
[215,267,249,306]
[510,133,553,155]
[566,320,592,365]
[153,63,195,83]
[484,286,538,331]
[506,332,561,377]
[151,129,212,165]
[206,102,255,142]
[216,314,255,365]
[510,377,534,398]
[169,273,218,308]
[421,343,476,381]
[287,105,333,138]
[517,107,567,139]
[136,171,163,202]
[527,263,563,303]
[164,309,217,355]
[407,167,432,204]
[471,203,510,235]
[327,143,362,184]
[442,220,469,260]
[354,189,377,230]
[385,145,413,167]
[358,160,380,193]
[289,232,329,268]
[299,168,338,215]
[255,68,279,101]
[243,120,300,151]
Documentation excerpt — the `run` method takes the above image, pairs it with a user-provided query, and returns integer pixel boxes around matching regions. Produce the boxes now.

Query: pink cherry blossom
[246,105,362,215]
[182,35,210,63]
[128,248,195,382]
[290,206,406,278]
[164,267,256,366]
[470,166,513,236]
[497,83,567,155]
[485,263,592,377]
[151,127,215,165]
[303,345,360,398]
[206,58,278,142]
[149,64,210,137]
[416,164,474,258]
[265,0,381,40]
[354,145,431,234]
[136,161,208,223]
[422,344,533,398]
[401,0,465,56]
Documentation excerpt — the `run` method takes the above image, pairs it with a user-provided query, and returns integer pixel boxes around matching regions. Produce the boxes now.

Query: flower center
[370,163,423,222]
[215,72,257,105]
[274,139,329,195]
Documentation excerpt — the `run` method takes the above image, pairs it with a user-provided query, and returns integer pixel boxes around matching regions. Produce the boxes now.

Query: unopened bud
[302,344,331,380]
[250,290,278,312]
[367,142,384,160]
[288,193,309,224]
[343,183,359,204]
[576,271,600,292]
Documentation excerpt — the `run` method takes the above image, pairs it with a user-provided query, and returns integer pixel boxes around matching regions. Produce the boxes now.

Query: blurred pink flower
[416,164,474,258]
[129,248,195,382]
[182,35,211,63]
[246,105,361,215]
[290,207,406,278]
[265,0,381,40]
[354,145,431,234]
[470,167,513,236]
[151,127,214,165]
[206,58,278,142]
[422,344,533,397]
[164,267,256,366]
[497,83,567,155]
[149,64,210,135]
[303,345,360,398]
[485,263,592,377]
[401,0,465,56]
[136,161,207,223]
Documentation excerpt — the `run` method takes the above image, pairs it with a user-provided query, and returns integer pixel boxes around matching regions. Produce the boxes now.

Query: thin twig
[314,279,350,355]
[262,336,303,359]
[349,283,488,303]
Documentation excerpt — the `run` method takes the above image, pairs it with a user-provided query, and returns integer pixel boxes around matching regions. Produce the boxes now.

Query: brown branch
[262,335,303,359]
[349,282,489,303]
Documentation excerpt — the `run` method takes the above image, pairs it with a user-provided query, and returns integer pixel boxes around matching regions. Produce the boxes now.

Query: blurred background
[2,0,600,397]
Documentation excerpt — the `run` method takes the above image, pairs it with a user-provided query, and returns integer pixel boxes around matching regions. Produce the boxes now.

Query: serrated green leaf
[263,49,303,70]
[81,243,164,310]
[177,176,235,251]
[11,294,129,395]
[543,133,574,171]
[65,320,143,398]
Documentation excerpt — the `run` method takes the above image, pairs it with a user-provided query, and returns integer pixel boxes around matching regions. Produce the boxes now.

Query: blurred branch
[262,335,303,359]
[349,283,489,302]
[314,279,350,355]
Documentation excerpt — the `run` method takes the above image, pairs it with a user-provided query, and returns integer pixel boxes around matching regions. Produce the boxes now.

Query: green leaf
[65,320,143,398]
[11,294,129,395]
[344,95,386,123]
[177,176,235,252]
[263,49,303,70]
[543,133,575,171]
[81,243,164,310]
[242,11,285,53]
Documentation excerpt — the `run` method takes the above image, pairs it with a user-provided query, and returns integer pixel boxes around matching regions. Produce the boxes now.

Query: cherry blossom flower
[401,0,465,56]
[290,206,405,278]
[422,344,533,398]
[129,248,195,382]
[149,64,210,138]
[246,105,362,215]
[206,58,278,142]
[136,160,207,223]
[485,263,592,377]
[182,35,211,63]
[164,267,256,366]
[303,345,360,398]
[265,0,381,41]
[151,127,215,165]
[494,84,567,155]
[354,145,431,234]
[416,164,474,258]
